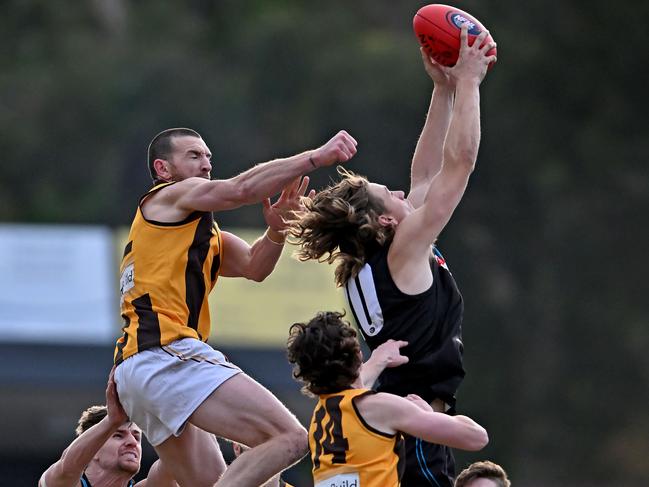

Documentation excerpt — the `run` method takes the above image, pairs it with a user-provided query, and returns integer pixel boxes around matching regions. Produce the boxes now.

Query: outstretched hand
[263,176,313,233]
[370,339,409,369]
[106,366,128,427]
[310,130,358,168]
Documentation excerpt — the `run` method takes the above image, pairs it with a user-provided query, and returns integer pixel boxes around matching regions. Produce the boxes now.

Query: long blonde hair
[290,168,394,286]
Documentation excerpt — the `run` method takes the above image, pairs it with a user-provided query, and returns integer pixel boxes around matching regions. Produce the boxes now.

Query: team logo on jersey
[120,263,135,297]
[315,472,360,487]
[433,248,450,271]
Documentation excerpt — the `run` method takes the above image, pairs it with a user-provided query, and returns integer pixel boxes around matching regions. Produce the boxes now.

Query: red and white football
[413,4,497,67]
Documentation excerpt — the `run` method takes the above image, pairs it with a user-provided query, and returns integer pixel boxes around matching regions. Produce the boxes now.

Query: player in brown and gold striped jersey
[287,311,488,487]
[113,127,358,487]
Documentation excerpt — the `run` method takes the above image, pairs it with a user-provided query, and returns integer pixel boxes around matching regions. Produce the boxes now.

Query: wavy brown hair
[287,311,362,396]
[75,405,107,436]
[289,168,394,287]
[455,460,511,487]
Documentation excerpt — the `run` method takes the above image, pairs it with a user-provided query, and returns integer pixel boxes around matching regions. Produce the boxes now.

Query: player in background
[287,311,488,487]
[113,127,357,487]
[39,372,177,487]
[228,329,410,487]
[289,24,496,486]
[454,460,511,487]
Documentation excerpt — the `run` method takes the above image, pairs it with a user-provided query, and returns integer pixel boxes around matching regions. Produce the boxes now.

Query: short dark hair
[147,127,202,183]
[76,405,107,436]
[286,311,362,396]
[455,460,511,487]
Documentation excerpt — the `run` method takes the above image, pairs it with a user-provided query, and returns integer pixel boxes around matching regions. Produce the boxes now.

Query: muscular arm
[146,131,357,222]
[39,374,127,487]
[219,230,285,282]
[39,417,119,487]
[409,50,455,209]
[356,393,488,451]
[388,27,495,294]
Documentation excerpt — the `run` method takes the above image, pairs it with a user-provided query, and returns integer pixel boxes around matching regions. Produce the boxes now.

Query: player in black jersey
[290,24,496,487]
[39,372,177,487]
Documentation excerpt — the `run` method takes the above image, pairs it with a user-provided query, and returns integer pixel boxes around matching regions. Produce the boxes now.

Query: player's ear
[378,215,398,228]
[153,158,171,181]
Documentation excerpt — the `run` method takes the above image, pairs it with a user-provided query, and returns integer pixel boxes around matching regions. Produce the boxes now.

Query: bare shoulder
[387,219,434,295]
[353,392,406,435]
[145,177,208,204]
[38,468,78,487]
[141,177,210,221]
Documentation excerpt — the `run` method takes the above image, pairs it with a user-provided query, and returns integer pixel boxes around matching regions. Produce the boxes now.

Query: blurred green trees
[1,1,647,485]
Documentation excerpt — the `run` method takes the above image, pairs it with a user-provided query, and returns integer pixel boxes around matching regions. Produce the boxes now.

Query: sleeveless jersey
[309,389,405,487]
[344,245,464,406]
[114,183,222,364]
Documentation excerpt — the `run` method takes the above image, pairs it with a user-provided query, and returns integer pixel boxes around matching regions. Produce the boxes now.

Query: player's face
[167,135,213,181]
[94,422,142,475]
[367,183,413,224]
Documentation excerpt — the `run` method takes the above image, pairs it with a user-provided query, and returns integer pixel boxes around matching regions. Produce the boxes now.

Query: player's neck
[84,466,133,487]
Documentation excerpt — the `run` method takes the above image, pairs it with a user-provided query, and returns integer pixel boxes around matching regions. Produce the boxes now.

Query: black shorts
[401,435,455,487]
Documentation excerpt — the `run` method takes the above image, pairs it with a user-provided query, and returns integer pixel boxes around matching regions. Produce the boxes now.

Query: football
[413,4,497,67]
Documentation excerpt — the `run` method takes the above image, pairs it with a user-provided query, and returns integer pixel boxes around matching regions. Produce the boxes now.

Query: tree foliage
[1,1,647,484]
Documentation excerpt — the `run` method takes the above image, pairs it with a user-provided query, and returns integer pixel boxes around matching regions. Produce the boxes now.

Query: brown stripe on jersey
[394,434,406,481]
[114,315,130,364]
[133,293,161,351]
[312,404,327,469]
[122,240,133,259]
[184,213,213,331]
[210,253,220,282]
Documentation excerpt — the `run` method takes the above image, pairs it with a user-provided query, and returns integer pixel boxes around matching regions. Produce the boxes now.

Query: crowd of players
[39,23,509,487]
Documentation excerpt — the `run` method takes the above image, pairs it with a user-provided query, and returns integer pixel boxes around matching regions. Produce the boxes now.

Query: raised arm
[39,372,128,487]
[357,392,488,451]
[154,131,357,218]
[408,49,455,209]
[388,25,496,293]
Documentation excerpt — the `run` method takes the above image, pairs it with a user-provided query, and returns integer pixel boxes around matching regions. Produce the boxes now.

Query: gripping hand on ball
[451,23,497,84]
[421,48,454,88]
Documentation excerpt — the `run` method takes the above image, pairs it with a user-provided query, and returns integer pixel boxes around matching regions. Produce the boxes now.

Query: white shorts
[114,337,242,446]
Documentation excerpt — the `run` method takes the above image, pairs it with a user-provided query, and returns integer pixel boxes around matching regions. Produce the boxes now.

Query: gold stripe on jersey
[114,183,223,364]
[309,389,405,487]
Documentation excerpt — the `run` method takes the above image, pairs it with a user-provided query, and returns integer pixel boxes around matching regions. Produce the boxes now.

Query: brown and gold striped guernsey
[114,182,222,365]
[309,389,405,487]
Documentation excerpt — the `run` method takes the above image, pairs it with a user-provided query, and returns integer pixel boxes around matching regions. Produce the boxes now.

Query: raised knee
[285,425,308,462]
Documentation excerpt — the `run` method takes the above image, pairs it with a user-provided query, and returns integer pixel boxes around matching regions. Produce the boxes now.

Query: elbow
[246,266,274,282]
[248,272,268,283]
[466,427,489,451]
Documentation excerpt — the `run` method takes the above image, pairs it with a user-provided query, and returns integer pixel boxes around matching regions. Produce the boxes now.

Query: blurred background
[1,1,648,486]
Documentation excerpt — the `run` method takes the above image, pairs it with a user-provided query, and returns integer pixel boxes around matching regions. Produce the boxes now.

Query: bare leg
[154,424,226,487]
[189,373,307,487]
